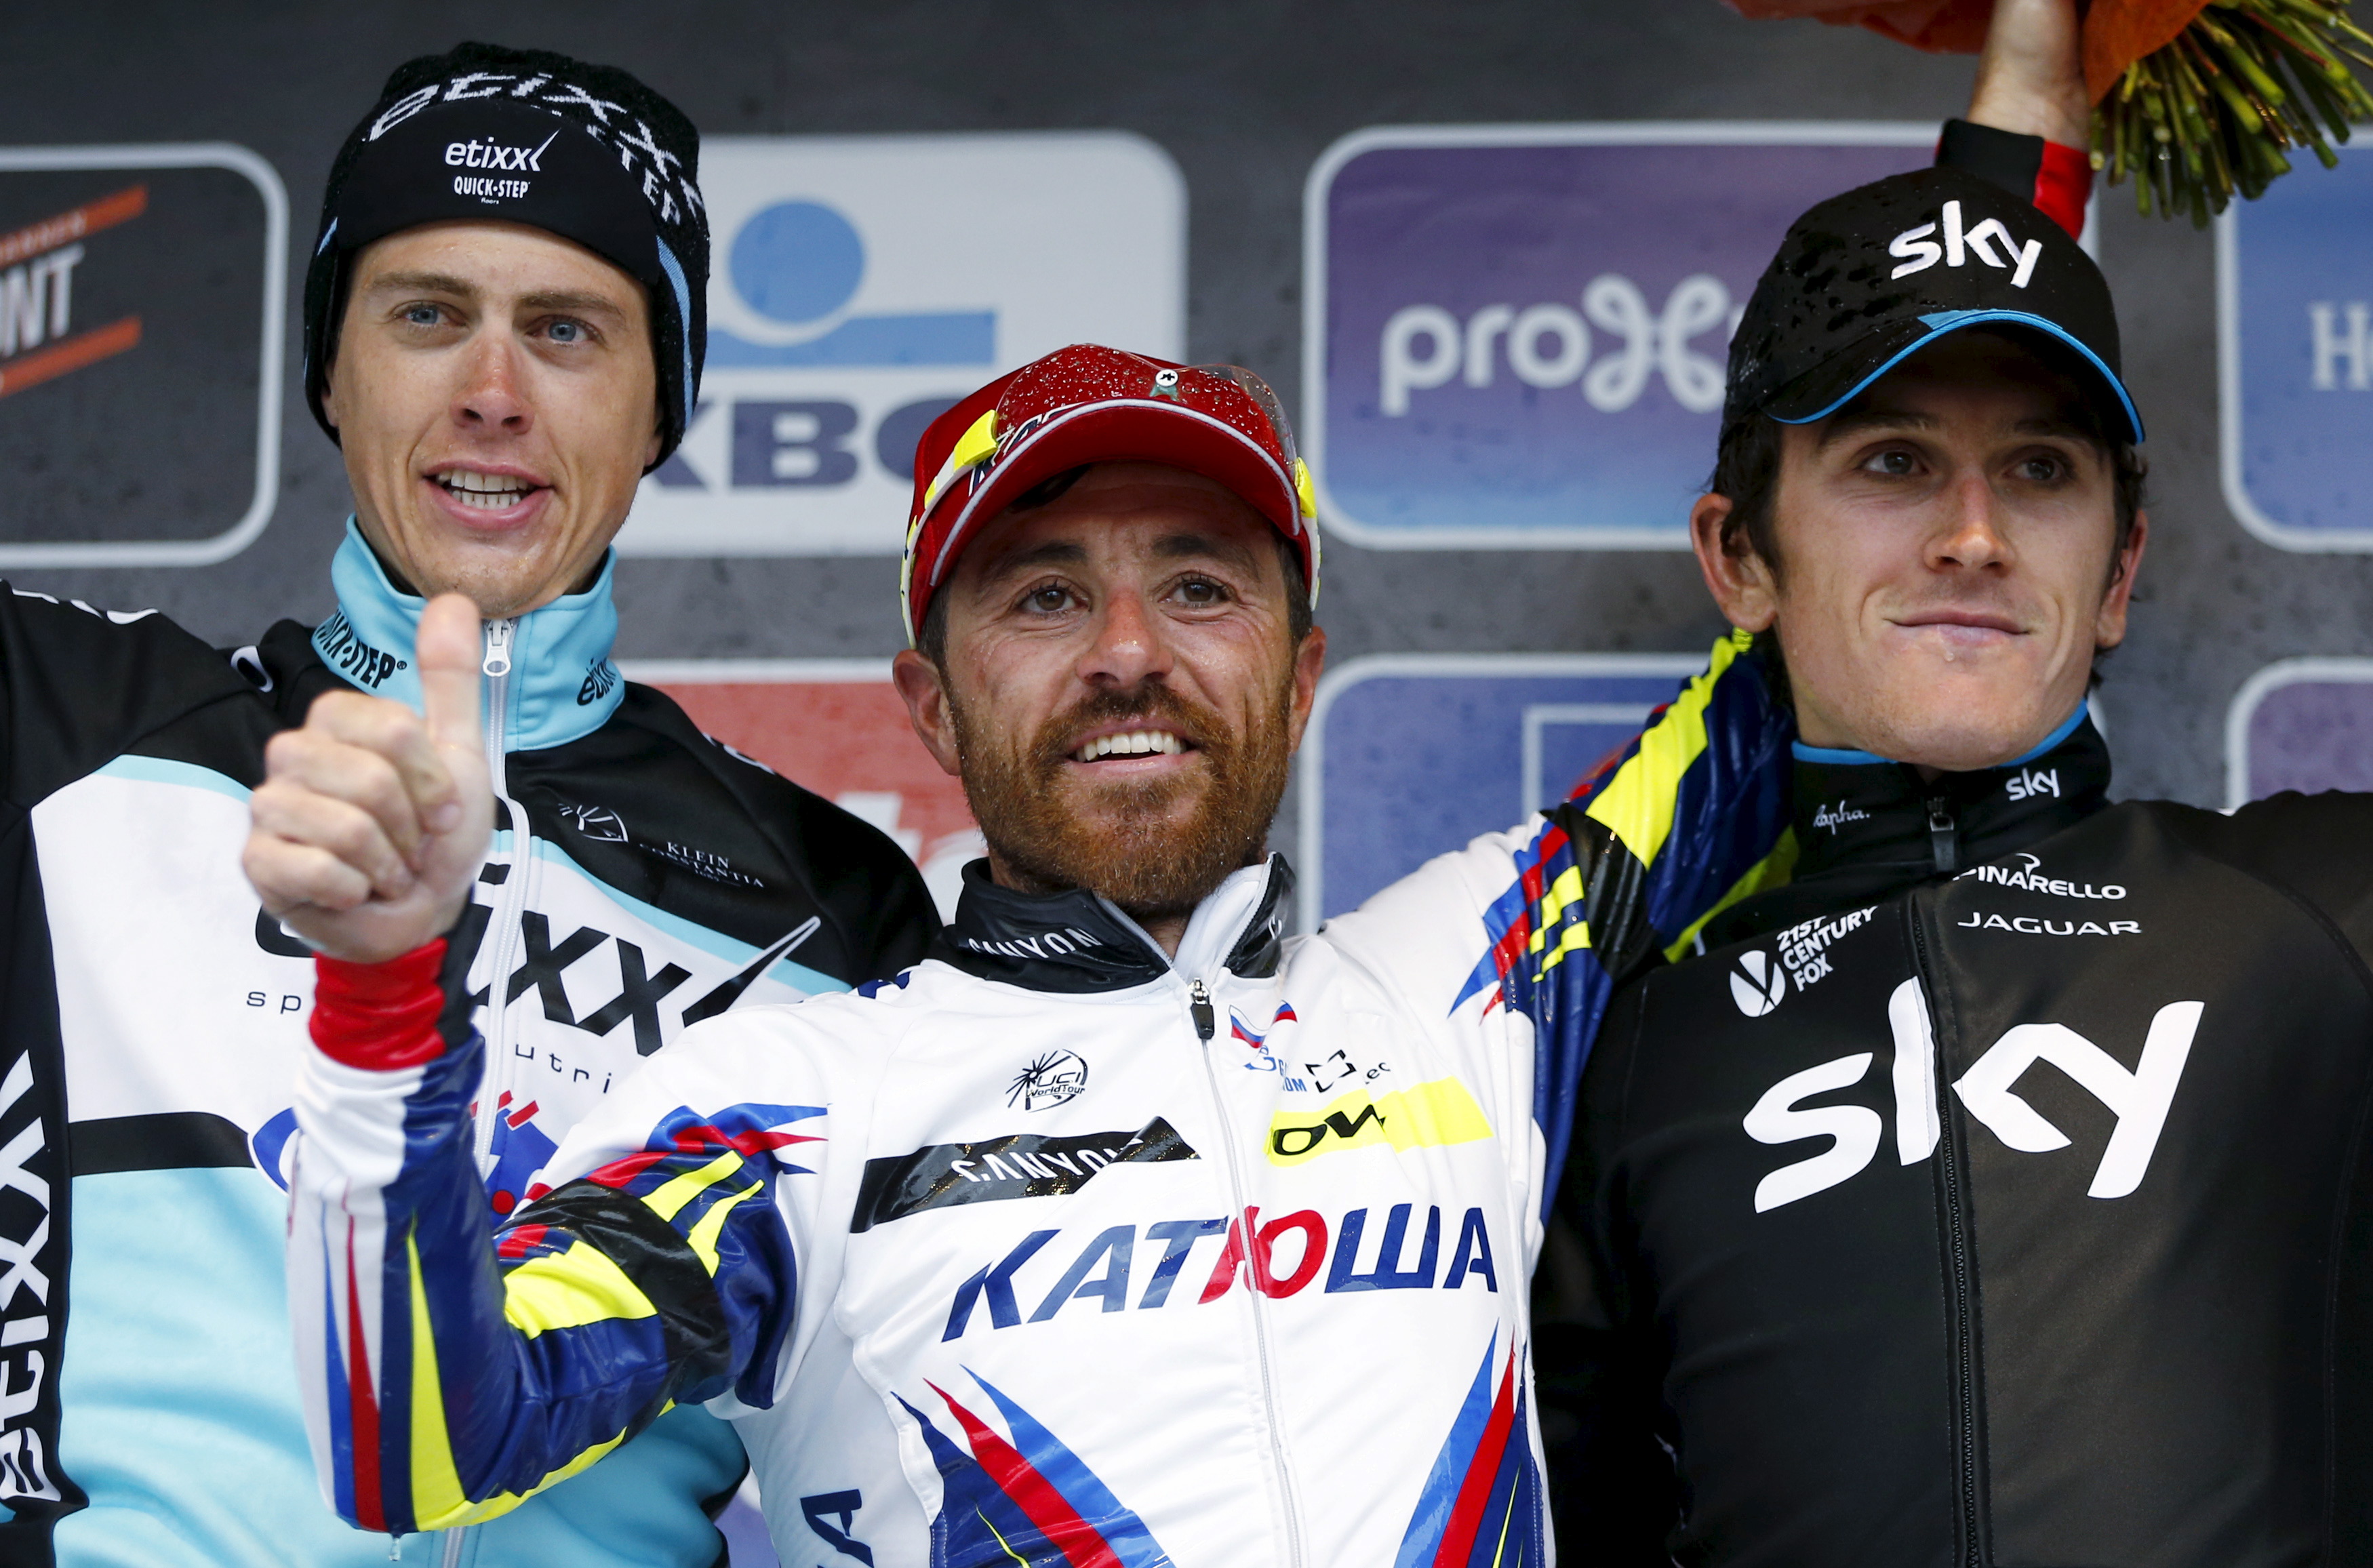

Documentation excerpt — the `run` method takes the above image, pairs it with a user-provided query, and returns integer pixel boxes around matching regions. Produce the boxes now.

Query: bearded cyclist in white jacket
[244,338,1799,1566]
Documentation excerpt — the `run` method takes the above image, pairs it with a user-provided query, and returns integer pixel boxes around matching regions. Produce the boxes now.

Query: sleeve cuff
[311,939,451,1071]
[1935,119,2091,240]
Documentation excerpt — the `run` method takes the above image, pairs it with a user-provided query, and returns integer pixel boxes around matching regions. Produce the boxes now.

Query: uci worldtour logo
[1730,950,1787,1018]
[1008,1050,1089,1112]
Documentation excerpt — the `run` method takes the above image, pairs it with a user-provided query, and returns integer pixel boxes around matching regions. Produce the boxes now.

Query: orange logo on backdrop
[652,676,980,906]
[0,184,146,401]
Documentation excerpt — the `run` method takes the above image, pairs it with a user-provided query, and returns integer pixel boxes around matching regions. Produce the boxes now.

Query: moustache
[1028,685,1220,772]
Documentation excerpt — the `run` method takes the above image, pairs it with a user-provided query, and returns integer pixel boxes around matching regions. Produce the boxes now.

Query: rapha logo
[1730,950,1787,1018]
[1811,801,1871,835]
[1008,1049,1089,1112]
[1888,199,2046,289]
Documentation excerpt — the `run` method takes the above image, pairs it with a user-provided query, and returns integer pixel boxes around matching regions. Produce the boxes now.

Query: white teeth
[437,470,532,508]
[1073,729,1186,763]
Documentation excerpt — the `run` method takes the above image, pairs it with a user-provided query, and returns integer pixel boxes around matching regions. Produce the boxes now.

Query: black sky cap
[1726,165,2144,444]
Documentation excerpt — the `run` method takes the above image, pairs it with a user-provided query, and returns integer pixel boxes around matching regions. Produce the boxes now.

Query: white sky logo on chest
[1744,980,2202,1211]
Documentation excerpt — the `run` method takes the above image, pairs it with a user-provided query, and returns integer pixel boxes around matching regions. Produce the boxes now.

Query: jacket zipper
[1186,976,1307,1568]
[1907,901,1982,1565]
[468,617,525,1173]
[439,618,524,1565]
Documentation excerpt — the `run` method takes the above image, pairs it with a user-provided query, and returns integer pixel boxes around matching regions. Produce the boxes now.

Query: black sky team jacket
[1542,710,2373,1566]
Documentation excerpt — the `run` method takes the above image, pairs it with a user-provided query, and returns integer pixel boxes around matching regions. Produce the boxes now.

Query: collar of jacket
[313,518,626,752]
[1785,702,2110,897]
[930,854,1294,994]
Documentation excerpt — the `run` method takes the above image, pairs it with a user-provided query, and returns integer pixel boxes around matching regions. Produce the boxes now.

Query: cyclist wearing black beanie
[0,42,933,1568]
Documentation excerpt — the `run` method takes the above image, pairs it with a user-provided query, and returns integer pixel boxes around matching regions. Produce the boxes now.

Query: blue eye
[402,304,441,327]
[548,319,582,343]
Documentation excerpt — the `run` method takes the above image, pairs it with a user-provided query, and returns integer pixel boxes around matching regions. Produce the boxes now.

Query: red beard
[948,672,1294,926]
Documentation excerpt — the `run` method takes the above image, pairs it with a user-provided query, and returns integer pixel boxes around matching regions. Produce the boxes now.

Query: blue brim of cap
[1768,308,2145,445]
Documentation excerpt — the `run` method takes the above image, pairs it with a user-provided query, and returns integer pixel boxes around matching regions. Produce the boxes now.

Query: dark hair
[916,465,1315,664]
[1707,354,2147,700]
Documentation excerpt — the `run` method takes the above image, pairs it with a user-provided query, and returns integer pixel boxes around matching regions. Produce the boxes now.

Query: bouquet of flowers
[1727,0,2373,222]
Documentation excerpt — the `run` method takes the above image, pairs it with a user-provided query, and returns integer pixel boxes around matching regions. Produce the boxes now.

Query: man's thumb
[416,594,484,754]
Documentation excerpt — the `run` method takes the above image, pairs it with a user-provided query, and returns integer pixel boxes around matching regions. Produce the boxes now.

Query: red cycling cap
[898,342,1319,645]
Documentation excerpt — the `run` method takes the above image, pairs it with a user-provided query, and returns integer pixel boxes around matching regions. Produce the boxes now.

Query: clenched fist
[243,594,493,963]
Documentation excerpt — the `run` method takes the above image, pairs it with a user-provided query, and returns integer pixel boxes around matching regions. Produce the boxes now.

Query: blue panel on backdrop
[2227,660,2373,807]
[1297,656,1703,929]
[1304,128,1930,548]
[2220,147,2373,548]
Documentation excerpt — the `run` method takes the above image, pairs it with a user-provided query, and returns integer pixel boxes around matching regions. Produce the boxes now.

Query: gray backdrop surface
[6,0,2364,853]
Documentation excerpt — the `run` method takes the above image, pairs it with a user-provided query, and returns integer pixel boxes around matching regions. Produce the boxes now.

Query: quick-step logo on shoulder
[1745,981,2201,1213]
[1889,199,2046,288]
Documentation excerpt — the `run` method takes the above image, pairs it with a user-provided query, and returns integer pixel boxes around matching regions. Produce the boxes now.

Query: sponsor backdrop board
[1298,654,1704,929]
[0,146,285,565]
[2219,144,2373,549]
[624,660,981,919]
[622,133,1185,557]
[1303,127,1931,548]
[2225,659,2373,806]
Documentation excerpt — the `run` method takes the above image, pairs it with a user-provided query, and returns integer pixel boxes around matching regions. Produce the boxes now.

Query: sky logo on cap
[622,133,1182,559]
[1888,199,2045,289]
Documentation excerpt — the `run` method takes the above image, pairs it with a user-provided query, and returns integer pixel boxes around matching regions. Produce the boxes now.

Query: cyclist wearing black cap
[0,42,932,1568]
[1542,5,2373,1563]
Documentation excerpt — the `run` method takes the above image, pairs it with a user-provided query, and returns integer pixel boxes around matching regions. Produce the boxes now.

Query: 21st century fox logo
[1731,950,1787,1018]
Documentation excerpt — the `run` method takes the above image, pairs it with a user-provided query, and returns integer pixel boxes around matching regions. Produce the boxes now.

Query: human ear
[2094,508,2149,650]
[891,649,964,778]
[1284,625,1328,755]
[1690,492,1778,632]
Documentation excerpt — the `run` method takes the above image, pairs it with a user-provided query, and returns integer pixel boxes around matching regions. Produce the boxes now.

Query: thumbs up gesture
[244,595,494,964]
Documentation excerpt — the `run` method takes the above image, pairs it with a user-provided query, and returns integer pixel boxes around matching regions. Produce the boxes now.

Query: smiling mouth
[434,470,541,510]
[1072,729,1188,764]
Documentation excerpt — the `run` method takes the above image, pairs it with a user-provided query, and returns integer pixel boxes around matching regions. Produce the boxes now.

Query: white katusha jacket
[283,636,1791,1568]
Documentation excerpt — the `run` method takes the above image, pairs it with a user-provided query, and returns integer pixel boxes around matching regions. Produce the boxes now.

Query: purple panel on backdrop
[1315,137,1928,542]
[2225,146,2373,542]
[1308,664,1697,923]
[2245,681,2373,798]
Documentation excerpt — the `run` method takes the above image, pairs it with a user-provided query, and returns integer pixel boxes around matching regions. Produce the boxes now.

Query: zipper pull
[1188,978,1215,1041]
[1926,795,1958,876]
[481,618,515,679]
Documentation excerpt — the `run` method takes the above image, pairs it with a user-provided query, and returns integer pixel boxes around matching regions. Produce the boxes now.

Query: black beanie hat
[302,42,708,468]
